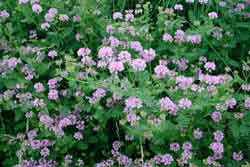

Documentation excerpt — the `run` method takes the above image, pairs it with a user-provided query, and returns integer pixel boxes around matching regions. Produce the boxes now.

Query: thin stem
[0,111,5,131]
[115,121,120,140]
[140,138,144,166]
[26,118,29,134]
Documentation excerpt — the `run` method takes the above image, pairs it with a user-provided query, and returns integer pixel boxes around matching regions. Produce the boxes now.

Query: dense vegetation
[1,0,250,166]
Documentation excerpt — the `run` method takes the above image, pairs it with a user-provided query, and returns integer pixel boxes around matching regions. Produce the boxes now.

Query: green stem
[140,138,144,166]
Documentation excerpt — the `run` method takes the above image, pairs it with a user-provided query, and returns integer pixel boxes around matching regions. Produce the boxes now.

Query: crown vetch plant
[1,0,250,167]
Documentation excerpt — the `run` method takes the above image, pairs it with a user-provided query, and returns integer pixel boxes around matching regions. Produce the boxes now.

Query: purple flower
[213,153,223,160]
[118,51,131,63]
[163,33,173,42]
[30,140,41,149]
[40,147,50,157]
[106,25,113,33]
[176,76,194,90]
[108,61,124,74]
[77,48,91,57]
[186,34,202,44]
[19,0,29,4]
[175,58,189,71]
[73,15,81,22]
[112,141,121,153]
[206,156,215,165]
[213,130,224,142]
[244,97,250,109]
[32,3,43,13]
[48,50,58,58]
[170,142,180,152]
[233,151,243,161]
[27,130,37,140]
[174,29,186,43]
[208,12,218,19]
[34,82,44,92]
[131,58,146,71]
[161,153,174,165]
[211,111,222,122]
[40,139,52,147]
[174,4,183,11]
[225,98,237,109]
[182,149,193,160]
[113,12,123,20]
[48,89,59,100]
[178,98,192,109]
[125,96,142,110]
[125,13,134,22]
[130,41,143,52]
[65,154,73,165]
[7,57,20,68]
[74,132,83,140]
[48,8,58,15]
[154,155,162,164]
[204,61,216,71]
[160,97,177,115]
[142,48,156,62]
[58,117,72,129]
[109,36,120,48]
[117,155,132,166]
[40,115,54,126]
[33,98,44,107]
[48,79,57,89]
[193,128,203,140]
[143,162,152,167]
[98,46,113,58]
[59,14,69,21]
[182,142,192,150]
[45,12,55,22]
[199,73,227,85]
[210,142,224,154]
[93,88,106,98]
[127,112,140,125]
[0,10,10,19]
[76,121,85,130]
[154,65,169,79]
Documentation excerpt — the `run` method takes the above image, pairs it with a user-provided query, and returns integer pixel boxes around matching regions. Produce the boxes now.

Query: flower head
[208,12,218,19]
[32,3,43,13]
[108,61,124,74]
[131,58,146,71]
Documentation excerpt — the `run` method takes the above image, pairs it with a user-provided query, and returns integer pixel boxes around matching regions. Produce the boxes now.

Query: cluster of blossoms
[123,97,142,125]
[96,43,156,74]
[207,130,225,165]
[159,97,178,115]
[163,29,202,44]
[96,141,131,167]
[176,76,194,90]
[87,88,107,104]
[96,141,195,167]
[39,113,85,139]
[154,142,194,166]
[0,57,21,74]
